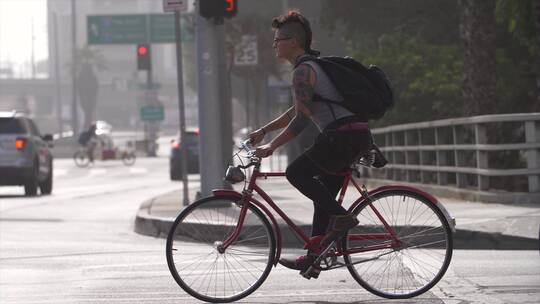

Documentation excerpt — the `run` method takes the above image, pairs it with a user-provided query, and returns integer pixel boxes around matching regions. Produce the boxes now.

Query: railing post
[404,130,410,182]
[525,121,540,192]
[418,129,424,183]
[453,125,466,188]
[475,123,489,190]
[386,132,393,180]
[435,127,447,185]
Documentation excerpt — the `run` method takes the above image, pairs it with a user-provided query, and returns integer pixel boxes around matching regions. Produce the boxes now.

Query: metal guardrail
[370,113,540,194]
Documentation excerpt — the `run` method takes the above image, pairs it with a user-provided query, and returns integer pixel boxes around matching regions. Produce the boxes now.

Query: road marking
[129,167,148,174]
[88,168,107,177]
[54,169,68,177]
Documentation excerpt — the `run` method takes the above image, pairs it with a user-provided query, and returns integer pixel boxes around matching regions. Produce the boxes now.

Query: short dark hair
[272,11,319,56]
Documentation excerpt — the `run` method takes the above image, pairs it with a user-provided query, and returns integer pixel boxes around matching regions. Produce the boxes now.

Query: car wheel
[170,168,182,180]
[170,160,182,180]
[39,160,53,195]
[24,163,39,196]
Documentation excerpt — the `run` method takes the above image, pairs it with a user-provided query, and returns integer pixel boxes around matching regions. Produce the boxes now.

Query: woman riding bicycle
[250,11,373,274]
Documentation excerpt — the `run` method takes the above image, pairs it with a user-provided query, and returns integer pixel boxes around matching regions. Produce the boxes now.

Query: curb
[134,201,540,250]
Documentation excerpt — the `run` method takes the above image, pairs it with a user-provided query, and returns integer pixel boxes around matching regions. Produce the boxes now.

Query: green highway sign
[88,15,146,44]
[140,105,165,121]
[150,14,194,43]
[87,13,194,44]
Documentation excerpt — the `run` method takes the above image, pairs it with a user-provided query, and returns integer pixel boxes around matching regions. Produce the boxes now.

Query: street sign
[234,35,258,66]
[88,15,147,44]
[140,105,165,121]
[150,14,194,43]
[163,0,188,12]
[87,14,194,44]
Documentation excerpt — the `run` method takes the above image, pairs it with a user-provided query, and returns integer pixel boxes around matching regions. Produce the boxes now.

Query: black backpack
[78,131,91,145]
[296,56,394,120]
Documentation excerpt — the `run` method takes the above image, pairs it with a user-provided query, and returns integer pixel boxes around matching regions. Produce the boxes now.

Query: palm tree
[534,0,540,110]
[458,0,497,116]
[72,45,107,129]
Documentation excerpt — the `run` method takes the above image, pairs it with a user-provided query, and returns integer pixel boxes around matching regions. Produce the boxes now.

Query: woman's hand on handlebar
[248,128,265,145]
[254,143,274,158]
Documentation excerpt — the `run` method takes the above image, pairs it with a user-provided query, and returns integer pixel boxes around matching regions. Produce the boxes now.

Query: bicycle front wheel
[122,152,136,166]
[166,195,276,303]
[343,189,453,299]
[73,150,89,167]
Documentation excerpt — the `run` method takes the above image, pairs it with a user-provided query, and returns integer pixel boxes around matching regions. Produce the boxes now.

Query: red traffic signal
[137,44,151,71]
[137,45,148,56]
[199,0,238,19]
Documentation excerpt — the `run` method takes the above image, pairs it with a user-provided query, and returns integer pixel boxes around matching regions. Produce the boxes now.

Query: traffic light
[199,0,238,19]
[137,44,151,71]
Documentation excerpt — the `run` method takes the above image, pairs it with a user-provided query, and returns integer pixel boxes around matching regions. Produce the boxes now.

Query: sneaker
[279,254,321,279]
[278,254,315,271]
[320,214,359,246]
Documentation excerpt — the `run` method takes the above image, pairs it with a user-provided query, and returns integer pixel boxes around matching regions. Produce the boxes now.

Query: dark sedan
[170,129,200,180]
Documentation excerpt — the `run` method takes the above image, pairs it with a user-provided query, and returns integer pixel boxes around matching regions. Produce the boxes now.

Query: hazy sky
[0,0,48,78]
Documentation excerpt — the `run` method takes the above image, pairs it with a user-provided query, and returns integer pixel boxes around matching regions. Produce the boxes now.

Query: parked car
[0,111,54,196]
[170,128,200,180]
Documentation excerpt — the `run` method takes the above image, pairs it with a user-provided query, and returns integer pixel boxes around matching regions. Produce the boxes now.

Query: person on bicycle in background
[78,123,98,164]
[249,11,373,275]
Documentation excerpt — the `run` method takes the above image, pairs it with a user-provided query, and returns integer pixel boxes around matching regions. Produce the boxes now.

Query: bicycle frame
[214,163,412,264]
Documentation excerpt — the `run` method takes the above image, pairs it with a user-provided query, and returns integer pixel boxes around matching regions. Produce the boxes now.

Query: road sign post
[163,1,190,206]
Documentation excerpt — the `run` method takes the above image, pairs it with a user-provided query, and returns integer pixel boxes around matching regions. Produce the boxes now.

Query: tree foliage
[354,35,462,126]
[320,0,538,126]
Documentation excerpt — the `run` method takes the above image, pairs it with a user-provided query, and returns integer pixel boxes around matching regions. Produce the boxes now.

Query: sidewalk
[135,178,540,250]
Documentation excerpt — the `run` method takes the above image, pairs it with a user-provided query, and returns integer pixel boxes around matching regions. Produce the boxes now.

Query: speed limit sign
[234,35,258,66]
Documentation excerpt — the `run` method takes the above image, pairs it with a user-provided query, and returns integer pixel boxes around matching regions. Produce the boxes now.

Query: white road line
[88,168,107,177]
[54,169,68,177]
[129,167,148,174]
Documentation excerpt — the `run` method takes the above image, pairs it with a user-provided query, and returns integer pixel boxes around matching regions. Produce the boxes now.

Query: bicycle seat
[357,144,387,168]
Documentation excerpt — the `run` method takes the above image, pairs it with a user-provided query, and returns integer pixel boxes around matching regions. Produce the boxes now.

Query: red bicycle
[166,140,455,303]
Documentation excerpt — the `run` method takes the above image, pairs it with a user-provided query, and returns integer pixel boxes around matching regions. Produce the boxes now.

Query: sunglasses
[273,37,292,44]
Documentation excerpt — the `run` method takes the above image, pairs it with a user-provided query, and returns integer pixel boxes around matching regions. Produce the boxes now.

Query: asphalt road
[0,157,538,304]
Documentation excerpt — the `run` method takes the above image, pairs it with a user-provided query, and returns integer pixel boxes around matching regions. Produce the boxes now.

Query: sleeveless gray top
[300,60,354,132]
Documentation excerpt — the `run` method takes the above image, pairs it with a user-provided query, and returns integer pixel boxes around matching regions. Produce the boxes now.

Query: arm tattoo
[287,64,315,135]
[292,64,315,116]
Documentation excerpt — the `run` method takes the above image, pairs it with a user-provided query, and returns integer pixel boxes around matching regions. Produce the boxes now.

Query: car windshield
[181,133,198,145]
[0,118,25,134]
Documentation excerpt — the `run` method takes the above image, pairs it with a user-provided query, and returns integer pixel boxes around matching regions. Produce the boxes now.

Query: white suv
[0,111,54,196]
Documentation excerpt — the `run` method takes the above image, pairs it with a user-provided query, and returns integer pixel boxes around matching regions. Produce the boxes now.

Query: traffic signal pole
[196,13,226,198]
[173,11,190,206]
[70,0,79,137]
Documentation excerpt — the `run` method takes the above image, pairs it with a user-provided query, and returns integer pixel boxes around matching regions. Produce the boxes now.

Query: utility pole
[31,18,36,79]
[196,13,225,197]
[71,0,79,137]
[52,12,63,135]
[173,10,190,206]
[216,24,233,189]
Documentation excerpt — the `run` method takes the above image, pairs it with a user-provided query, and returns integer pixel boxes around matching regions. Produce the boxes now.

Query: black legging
[286,154,349,237]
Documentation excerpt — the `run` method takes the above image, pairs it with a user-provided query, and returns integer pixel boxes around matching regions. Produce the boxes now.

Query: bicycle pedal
[300,265,320,280]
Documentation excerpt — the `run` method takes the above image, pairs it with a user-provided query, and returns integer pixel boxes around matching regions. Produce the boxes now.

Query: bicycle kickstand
[301,240,337,280]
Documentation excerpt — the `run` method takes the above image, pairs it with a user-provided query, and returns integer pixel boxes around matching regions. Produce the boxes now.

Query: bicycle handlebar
[236,139,262,168]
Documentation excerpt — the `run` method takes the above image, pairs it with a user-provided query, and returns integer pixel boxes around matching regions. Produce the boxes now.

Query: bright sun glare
[0,0,48,78]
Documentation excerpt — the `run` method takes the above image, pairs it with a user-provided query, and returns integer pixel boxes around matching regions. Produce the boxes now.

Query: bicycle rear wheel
[73,150,89,167]
[166,195,276,303]
[343,189,453,299]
